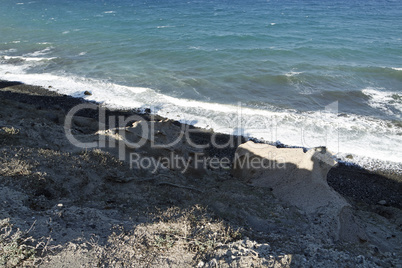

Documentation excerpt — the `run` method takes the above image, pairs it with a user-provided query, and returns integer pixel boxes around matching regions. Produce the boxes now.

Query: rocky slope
[0,80,401,267]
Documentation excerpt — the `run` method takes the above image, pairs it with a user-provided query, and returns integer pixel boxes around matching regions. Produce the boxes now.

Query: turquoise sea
[0,0,401,165]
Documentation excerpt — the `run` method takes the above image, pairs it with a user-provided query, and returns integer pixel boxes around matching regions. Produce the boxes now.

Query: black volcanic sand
[1,79,401,210]
[1,79,402,267]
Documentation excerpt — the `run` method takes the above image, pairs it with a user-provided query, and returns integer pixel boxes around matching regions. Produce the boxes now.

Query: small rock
[346,154,354,159]
[378,200,387,205]
[243,238,256,248]
[356,255,365,264]
[358,236,368,243]
[84,90,92,96]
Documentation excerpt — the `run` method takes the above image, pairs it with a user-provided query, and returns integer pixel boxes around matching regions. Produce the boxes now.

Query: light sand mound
[232,141,367,242]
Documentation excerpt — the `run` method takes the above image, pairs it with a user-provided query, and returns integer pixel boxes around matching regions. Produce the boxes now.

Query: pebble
[378,200,387,205]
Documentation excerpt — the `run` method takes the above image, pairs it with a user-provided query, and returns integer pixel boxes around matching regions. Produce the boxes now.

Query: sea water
[0,0,401,168]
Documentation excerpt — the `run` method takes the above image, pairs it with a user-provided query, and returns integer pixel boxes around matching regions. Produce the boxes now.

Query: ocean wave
[0,47,57,69]
[157,25,176,29]
[2,55,56,62]
[362,88,402,118]
[23,47,54,57]
[284,71,302,77]
[0,48,18,54]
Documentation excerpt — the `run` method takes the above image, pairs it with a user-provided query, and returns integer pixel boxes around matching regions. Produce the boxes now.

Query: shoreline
[1,79,401,207]
[1,79,401,266]
[1,79,401,169]
[2,66,401,165]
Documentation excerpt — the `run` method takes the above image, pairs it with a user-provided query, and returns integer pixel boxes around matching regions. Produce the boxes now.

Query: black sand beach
[0,80,401,267]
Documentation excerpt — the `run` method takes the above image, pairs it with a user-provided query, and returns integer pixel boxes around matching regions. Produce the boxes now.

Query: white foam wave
[104,11,116,14]
[157,25,175,29]
[0,62,147,108]
[0,48,18,54]
[362,88,402,118]
[0,63,401,164]
[2,55,56,62]
[155,96,402,163]
[285,71,302,77]
[391,67,402,71]
[23,47,54,57]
